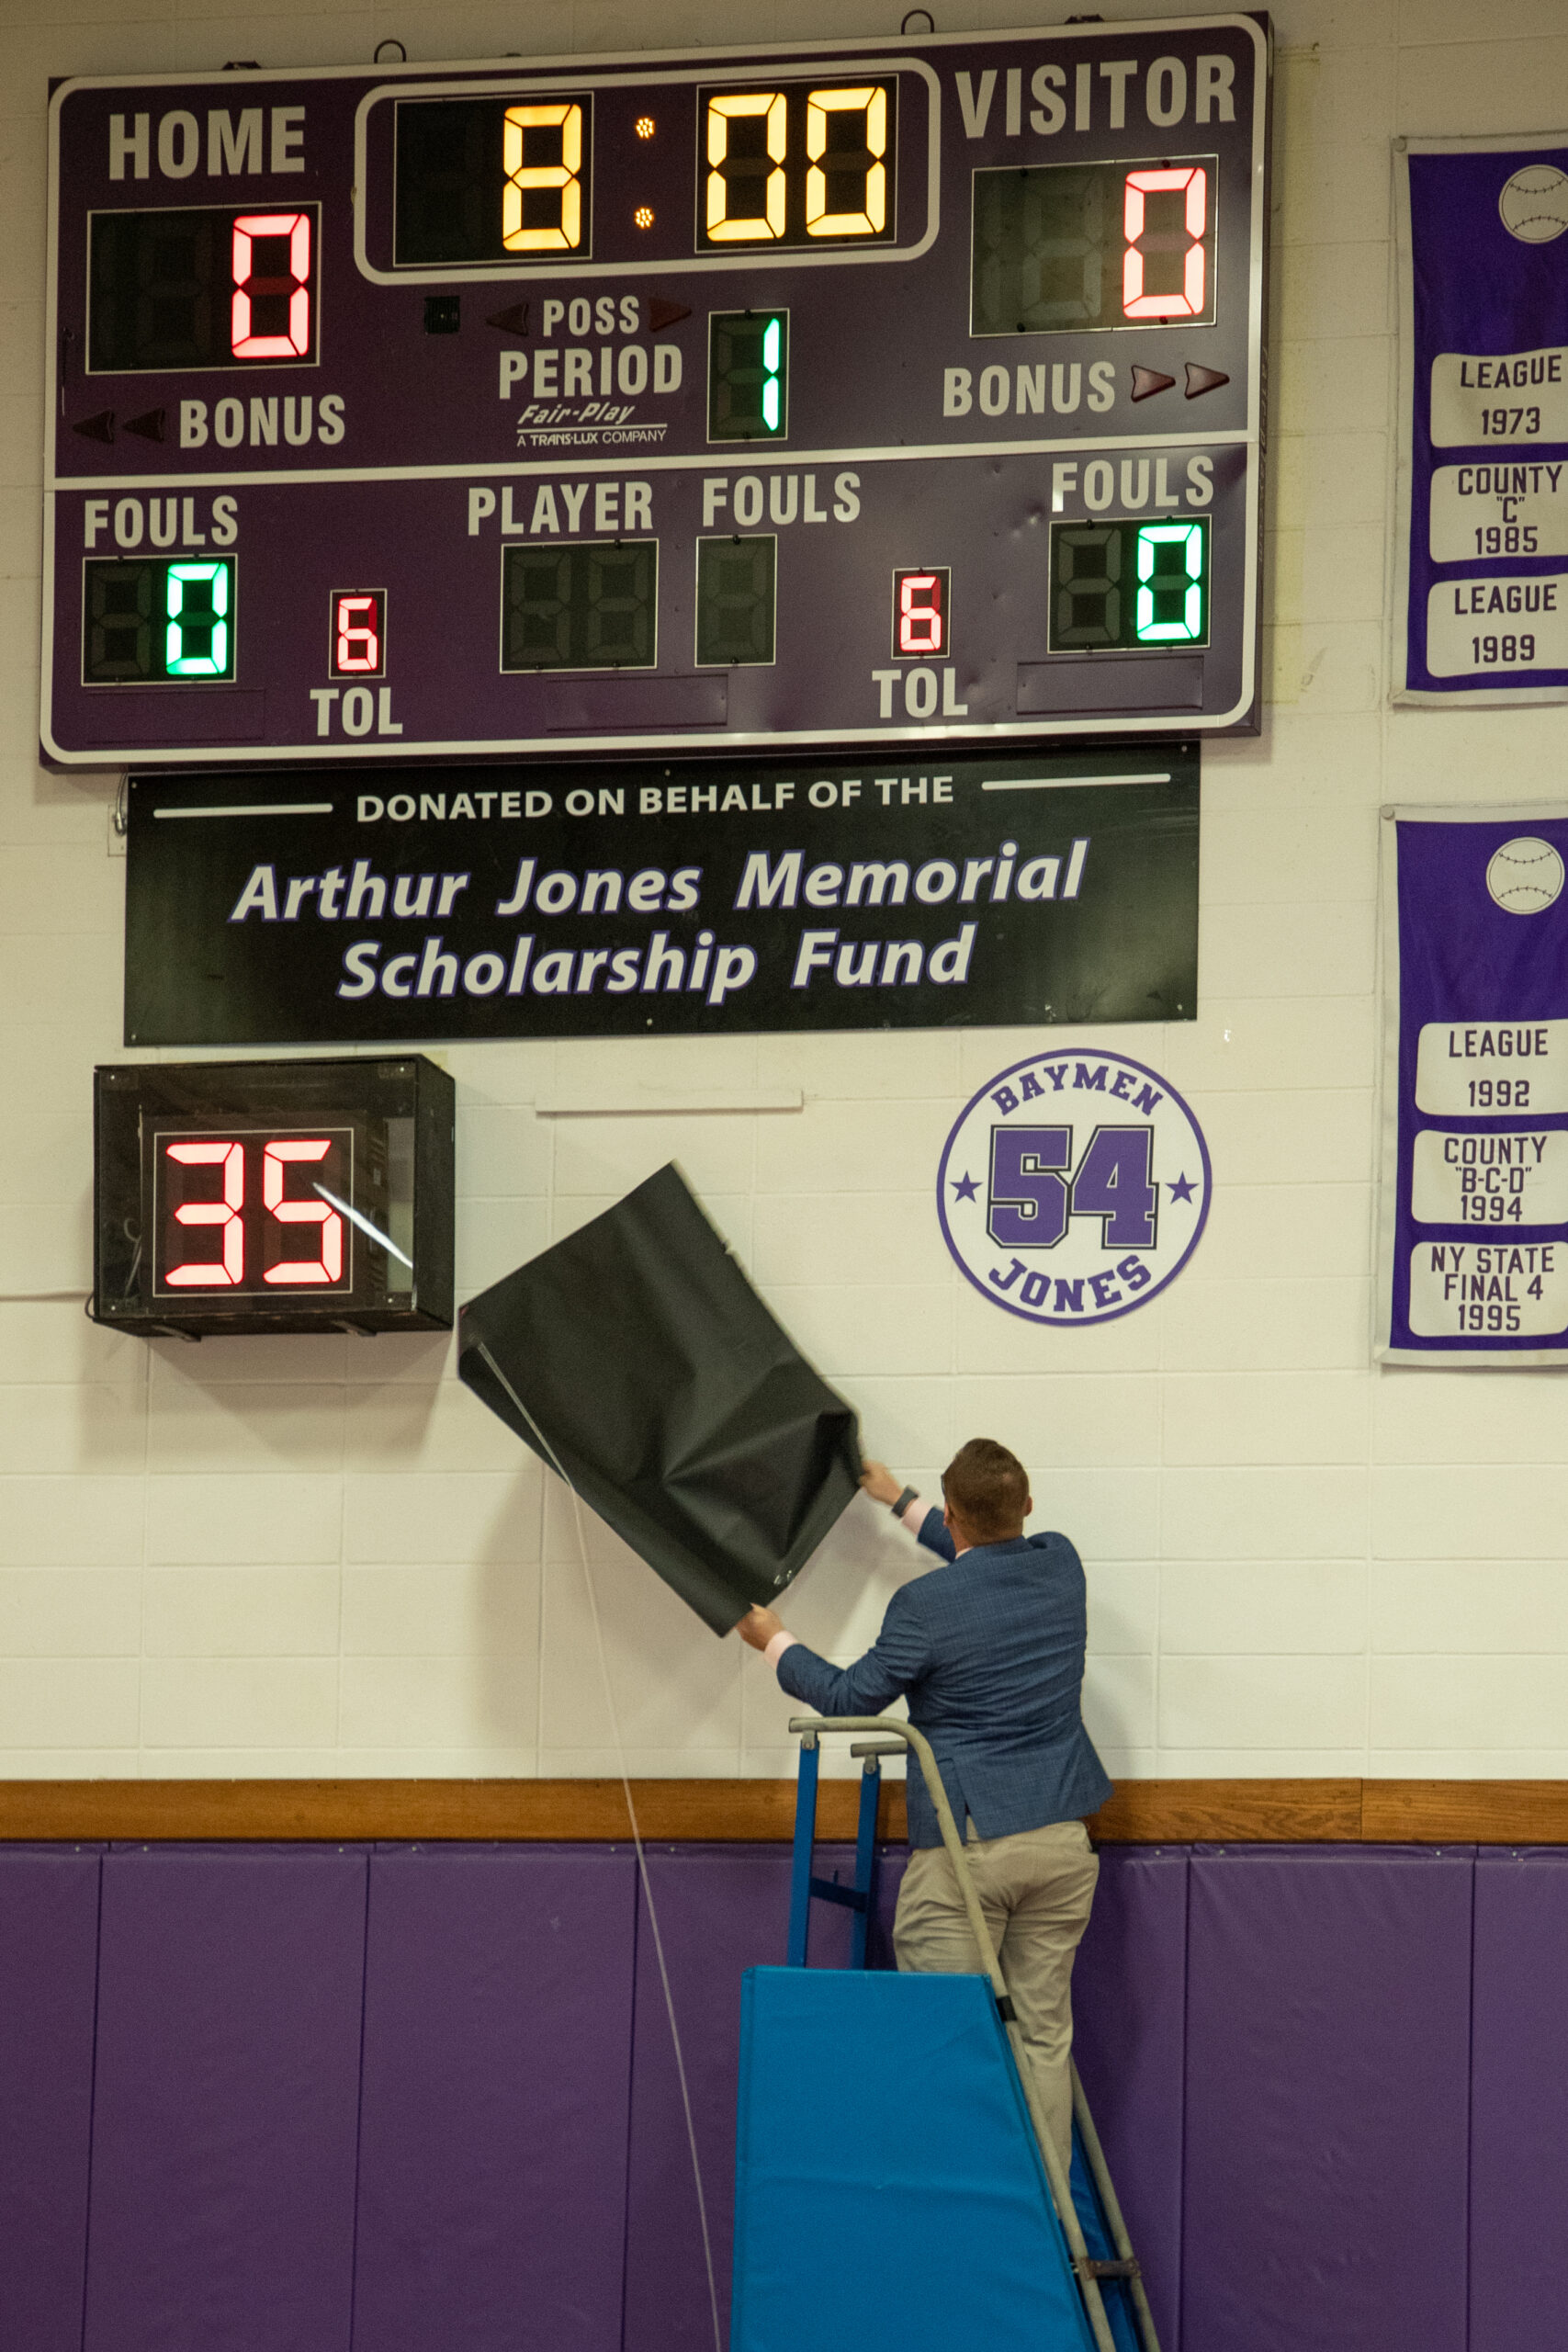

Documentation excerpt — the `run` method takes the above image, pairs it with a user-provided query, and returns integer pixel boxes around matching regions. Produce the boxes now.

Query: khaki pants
[893,1818,1099,2176]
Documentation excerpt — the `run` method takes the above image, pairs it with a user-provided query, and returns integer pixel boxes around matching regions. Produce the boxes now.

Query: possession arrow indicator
[487,303,530,336]
[1184,363,1230,398]
[1130,367,1176,402]
[648,299,693,333]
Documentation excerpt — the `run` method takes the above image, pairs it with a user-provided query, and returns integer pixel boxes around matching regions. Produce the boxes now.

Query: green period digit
[709,311,788,440]
[761,317,783,431]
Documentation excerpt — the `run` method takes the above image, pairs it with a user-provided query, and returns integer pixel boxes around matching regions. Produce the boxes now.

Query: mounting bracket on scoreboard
[41,15,1270,766]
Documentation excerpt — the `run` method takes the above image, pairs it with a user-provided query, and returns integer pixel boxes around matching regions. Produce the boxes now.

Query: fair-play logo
[937,1047,1211,1325]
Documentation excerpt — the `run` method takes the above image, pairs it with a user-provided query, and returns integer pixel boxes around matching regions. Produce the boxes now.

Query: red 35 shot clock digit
[93,1057,454,1337]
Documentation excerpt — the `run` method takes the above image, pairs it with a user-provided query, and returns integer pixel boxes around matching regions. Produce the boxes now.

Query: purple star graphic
[1168,1172,1197,1204]
[952,1171,980,1202]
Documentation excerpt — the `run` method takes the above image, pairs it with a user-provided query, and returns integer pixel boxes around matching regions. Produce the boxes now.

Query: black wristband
[892,1486,919,1521]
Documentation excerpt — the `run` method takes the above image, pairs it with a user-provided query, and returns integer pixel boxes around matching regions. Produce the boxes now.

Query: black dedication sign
[123,746,1198,1046]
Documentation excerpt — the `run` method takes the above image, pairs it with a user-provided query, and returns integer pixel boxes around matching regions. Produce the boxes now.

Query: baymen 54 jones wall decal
[938,1047,1211,1327]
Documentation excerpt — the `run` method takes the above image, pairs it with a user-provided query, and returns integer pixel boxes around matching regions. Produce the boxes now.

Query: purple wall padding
[84,1848,367,2352]
[622,1840,891,2352]
[36,1832,1568,2352]
[353,1845,637,2352]
[1471,1849,1568,2351]
[0,1850,101,2352]
[1074,1847,1188,2352]
[1182,1847,1474,2352]
[624,1848,795,2352]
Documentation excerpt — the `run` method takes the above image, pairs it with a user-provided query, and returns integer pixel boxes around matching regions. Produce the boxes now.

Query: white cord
[473,1341,725,2352]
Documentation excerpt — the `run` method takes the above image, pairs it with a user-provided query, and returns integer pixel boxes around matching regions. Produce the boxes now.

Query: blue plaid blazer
[776,1509,1112,1849]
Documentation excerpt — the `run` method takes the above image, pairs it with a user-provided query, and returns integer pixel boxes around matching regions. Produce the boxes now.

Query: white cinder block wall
[3,0,1566,1785]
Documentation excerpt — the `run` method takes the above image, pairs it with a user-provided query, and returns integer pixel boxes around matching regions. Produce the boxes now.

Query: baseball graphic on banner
[937,1047,1211,1327]
[1485,836,1565,913]
[1498,164,1568,243]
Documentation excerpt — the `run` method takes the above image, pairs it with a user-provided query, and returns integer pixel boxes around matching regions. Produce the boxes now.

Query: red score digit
[329,590,387,680]
[1122,167,1207,321]
[892,568,952,661]
[231,212,313,359]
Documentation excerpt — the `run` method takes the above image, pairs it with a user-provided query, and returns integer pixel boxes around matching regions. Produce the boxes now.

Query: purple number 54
[987,1123,1156,1250]
[988,1126,1071,1248]
[1072,1125,1157,1247]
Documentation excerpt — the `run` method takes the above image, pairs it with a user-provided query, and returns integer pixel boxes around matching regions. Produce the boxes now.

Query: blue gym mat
[732,1966,1100,2352]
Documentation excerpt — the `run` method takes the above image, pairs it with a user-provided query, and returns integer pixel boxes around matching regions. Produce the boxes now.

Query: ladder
[785,1713,1160,2352]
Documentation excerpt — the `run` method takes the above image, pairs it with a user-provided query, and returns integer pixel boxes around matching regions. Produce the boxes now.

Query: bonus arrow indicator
[124,407,166,442]
[73,409,116,444]
[1184,363,1230,398]
[1130,367,1176,402]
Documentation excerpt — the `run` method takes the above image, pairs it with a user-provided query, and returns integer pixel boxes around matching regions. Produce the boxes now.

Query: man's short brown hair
[942,1438,1030,1543]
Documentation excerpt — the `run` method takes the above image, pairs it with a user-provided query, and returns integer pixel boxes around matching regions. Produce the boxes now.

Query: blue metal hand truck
[759,1712,1159,2352]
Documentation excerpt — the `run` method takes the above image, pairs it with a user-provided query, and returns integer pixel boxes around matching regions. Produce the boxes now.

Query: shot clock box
[91,1056,455,1337]
[42,17,1270,766]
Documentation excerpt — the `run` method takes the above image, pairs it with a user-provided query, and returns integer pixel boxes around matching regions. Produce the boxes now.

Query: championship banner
[121,747,1197,1047]
[1377,806,1568,1363]
[1394,135,1568,707]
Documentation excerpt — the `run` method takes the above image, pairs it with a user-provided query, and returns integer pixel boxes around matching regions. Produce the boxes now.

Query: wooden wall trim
[1087,1779,1365,1844]
[2,1777,1566,1845]
[0,1779,831,1846]
[1359,1779,1568,1845]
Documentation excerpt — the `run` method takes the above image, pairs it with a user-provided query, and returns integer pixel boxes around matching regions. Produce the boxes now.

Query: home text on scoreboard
[43,17,1271,765]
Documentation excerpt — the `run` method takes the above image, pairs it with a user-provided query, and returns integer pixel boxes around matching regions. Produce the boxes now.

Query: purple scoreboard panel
[42,17,1270,769]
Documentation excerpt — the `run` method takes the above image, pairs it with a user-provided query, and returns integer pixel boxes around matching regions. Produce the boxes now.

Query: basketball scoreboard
[42,17,1270,766]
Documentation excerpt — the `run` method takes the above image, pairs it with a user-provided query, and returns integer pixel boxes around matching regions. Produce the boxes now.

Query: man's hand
[859,1458,902,1507]
[738,1605,784,1652]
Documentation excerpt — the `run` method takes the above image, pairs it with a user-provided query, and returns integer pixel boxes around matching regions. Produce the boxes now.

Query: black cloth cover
[457,1163,862,1634]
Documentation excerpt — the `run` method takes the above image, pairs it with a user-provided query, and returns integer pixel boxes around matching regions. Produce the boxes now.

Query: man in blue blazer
[739,1436,1111,2172]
